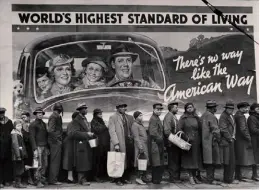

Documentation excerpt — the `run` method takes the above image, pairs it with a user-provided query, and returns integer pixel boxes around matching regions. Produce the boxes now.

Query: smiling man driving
[107,44,160,88]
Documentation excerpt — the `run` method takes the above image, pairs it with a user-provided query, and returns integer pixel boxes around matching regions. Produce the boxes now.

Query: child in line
[11,120,28,188]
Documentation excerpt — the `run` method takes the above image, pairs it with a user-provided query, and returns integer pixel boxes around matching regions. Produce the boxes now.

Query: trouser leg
[35,146,48,184]
[152,166,163,183]
[167,146,181,180]
[48,143,62,183]
[0,159,13,184]
[206,164,215,183]
[235,165,242,180]
[252,165,259,178]
[78,172,85,184]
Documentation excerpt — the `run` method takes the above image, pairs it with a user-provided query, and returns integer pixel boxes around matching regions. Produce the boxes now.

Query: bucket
[137,153,147,171]
[89,138,98,148]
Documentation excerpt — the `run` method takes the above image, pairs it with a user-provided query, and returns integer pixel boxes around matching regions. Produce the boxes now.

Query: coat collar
[222,111,235,127]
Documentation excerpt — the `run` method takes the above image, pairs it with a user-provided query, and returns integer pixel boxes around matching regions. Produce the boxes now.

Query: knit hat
[133,111,142,119]
[250,103,259,111]
[237,102,250,109]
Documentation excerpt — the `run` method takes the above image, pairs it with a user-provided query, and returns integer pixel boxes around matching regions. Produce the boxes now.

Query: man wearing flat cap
[108,103,134,186]
[201,100,222,185]
[0,107,14,188]
[70,103,94,186]
[234,102,255,181]
[148,103,165,184]
[106,44,160,89]
[219,101,238,184]
[29,107,49,188]
[163,102,182,183]
[47,103,64,185]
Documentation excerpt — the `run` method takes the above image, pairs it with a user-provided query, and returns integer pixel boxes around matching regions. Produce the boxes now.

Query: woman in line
[91,109,110,182]
[11,120,28,188]
[178,103,203,185]
[131,111,150,185]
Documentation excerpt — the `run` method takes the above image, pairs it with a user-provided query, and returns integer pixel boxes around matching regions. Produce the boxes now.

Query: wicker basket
[168,131,191,151]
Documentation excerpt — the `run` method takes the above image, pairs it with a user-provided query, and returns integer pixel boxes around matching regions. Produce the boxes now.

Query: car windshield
[34,40,165,102]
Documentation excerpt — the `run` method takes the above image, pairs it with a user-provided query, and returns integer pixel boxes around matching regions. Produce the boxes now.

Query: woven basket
[168,131,191,151]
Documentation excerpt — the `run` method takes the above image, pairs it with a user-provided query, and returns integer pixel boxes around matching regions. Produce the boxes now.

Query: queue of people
[0,100,258,188]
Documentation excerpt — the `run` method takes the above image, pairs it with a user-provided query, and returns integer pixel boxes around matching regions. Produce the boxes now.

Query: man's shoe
[169,179,182,183]
[80,181,90,186]
[15,183,27,188]
[231,180,239,184]
[116,181,124,186]
[252,176,259,181]
[50,181,62,185]
[122,179,132,184]
[93,177,105,183]
[193,177,202,184]
[152,180,161,184]
[0,184,4,188]
[136,178,146,185]
[5,182,11,187]
[189,177,196,185]
[37,182,44,188]
[141,176,151,183]
[210,180,222,185]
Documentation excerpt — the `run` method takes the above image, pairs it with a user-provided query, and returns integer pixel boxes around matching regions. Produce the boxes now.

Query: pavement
[2,167,259,189]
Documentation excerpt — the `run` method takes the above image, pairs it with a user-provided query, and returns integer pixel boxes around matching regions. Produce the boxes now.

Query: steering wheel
[109,79,142,87]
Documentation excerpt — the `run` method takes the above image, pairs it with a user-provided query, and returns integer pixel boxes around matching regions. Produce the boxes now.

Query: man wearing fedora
[0,107,14,188]
[47,103,64,185]
[234,102,255,182]
[108,103,134,186]
[106,44,160,89]
[163,102,182,183]
[72,103,94,186]
[219,101,239,184]
[29,107,49,188]
[201,100,222,185]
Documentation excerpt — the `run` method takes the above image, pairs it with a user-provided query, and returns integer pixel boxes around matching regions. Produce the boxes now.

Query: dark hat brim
[33,111,45,115]
[76,105,88,110]
[206,104,218,108]
[109,52,138,63]
[224,106,235,109]
[116,104,127,108]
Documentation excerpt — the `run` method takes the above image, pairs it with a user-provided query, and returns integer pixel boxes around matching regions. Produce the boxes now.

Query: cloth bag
[168,131,191,151]
[107,151,125,178]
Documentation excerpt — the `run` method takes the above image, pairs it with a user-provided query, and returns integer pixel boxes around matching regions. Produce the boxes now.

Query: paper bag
[107,151,125,178]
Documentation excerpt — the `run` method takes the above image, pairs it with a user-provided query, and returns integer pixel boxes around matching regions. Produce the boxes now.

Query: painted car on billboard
[15,32,256,126]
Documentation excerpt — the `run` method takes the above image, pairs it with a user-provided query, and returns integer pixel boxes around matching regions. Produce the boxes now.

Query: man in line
[201,100,222,185]
[29,107,49,188]
[107,44,160,88]
[0,107,14,188]
[108,103,134,186]
[47,103,64,185]
[163,102,182,183]
[234,102,255,181]
[148,103,165,184]
[219,101,239,185]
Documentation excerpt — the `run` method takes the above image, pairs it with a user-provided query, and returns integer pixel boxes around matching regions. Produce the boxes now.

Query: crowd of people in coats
[0,100,258,188]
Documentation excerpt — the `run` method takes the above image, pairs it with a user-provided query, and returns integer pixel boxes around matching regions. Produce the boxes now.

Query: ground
[3,167,259,189]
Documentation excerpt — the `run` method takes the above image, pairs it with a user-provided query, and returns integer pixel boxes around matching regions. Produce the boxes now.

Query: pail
[89,138,98,148]
[138,159,148,171]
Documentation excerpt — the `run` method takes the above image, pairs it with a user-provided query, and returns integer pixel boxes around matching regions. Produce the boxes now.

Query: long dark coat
[148,114,164,167]
[91,116,110,177]
[234,111,255,166]
[247,111,259,165]
[201,111,221,165]
[219,111,236,165]
[131,120,149,167]
[0,117,14,159]
[178,113,203,169]
[63,114,92,172]
[22,125,33,166]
